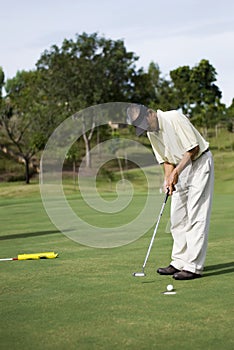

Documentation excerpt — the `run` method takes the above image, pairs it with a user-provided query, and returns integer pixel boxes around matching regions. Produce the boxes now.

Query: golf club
[132,188,170,277]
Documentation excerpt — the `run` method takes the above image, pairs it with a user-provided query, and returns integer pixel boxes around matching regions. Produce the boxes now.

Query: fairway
[0,182,233,350]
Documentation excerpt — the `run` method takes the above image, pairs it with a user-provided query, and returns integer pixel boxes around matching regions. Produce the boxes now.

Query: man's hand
[163,162,176,195]
[163,180,175,196]
[163,172,177,195]
[168,168,179,195]
[164,146,199,195]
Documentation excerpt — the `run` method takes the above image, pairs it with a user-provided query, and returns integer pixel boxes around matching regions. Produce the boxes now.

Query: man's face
[127,105,158,135]
[146,109,158,132]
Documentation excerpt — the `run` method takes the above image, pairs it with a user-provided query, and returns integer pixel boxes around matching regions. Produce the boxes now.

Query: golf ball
[167,284,174,292]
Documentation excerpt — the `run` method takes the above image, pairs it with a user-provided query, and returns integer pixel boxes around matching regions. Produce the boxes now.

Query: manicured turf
[0,180,233,349]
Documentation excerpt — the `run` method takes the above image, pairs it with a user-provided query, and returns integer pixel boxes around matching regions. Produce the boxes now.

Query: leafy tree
[170,65,192,112]
[131,62,161,106]
[226,99,234,132]
[0,70,53,183]
[132,62,177,111]
[148,71,176,111]
[36,32,139,167]
[0,67,4,117]
[0,67,4,97]
[170,59,224,129]
[1,33,232,184]
[36,32,138,109]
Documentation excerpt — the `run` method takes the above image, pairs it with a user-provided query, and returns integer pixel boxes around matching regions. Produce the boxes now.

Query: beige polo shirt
[147,110,209,165]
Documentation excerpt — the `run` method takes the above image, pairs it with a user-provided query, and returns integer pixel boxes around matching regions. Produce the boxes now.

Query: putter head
[132,272,146,277]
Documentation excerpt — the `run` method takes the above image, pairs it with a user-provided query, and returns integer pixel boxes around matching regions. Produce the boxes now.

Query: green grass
[0,148,234,350]
[0,196,233,349]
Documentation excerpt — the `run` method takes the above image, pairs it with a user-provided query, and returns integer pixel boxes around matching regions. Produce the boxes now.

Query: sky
[1,0,234,106]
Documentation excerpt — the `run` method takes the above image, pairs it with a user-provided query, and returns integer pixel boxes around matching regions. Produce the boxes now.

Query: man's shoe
[157,265,180,275]
[173,270,201,280]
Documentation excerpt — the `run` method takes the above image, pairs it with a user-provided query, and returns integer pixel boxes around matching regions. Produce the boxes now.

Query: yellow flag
[17,252,58,260]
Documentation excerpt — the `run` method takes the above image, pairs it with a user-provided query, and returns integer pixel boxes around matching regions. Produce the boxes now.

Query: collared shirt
[147,110,209,165]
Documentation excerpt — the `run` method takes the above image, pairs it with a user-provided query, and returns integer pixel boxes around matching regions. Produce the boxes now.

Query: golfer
[127,104,214,280]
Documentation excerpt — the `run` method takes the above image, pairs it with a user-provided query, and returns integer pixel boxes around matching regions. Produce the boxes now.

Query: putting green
[0,184,233,349]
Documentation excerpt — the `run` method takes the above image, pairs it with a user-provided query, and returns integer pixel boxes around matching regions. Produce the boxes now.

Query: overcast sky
[1,0,233,106]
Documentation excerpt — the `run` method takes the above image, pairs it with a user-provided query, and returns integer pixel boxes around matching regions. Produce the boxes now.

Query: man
[127,104,214,280]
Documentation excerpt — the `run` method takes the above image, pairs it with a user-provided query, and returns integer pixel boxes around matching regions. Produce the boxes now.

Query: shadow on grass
[141,280,156,284]
[203,262,234,277]
[0,230,61,240]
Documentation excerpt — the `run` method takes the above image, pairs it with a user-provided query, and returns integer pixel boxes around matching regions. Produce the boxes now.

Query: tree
[131,62,177,111]
[36,32,138,109]
[226,99,234,132]
[0,67,4,98]
[170,65,192,112]
[147,62,176,111]
[0,67,4,117]
[170,59,224,129]
[36,32,139,167]
[0,70,53,183]
[131,62,161,106]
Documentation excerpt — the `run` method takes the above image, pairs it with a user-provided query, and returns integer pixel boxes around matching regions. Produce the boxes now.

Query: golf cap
[127,104,149,136]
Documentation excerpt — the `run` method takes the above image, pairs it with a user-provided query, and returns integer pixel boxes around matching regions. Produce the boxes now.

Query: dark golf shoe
[173,270,201,280]
[157,265,180,275]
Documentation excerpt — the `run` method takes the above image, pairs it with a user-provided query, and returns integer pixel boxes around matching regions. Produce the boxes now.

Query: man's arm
[163,162,175,194]
[164,145,199,195]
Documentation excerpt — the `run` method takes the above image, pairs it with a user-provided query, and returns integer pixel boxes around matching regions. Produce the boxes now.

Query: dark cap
[127,104,149,136]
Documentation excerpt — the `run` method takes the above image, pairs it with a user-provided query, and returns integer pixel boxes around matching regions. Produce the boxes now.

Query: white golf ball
[167,284,174,292]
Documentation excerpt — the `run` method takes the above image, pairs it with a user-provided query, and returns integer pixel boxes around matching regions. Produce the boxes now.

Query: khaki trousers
[170,151,214,274]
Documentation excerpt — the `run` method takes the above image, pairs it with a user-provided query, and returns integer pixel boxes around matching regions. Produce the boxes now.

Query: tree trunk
[73,160,76,188]
[25,158,30,184]
[82,116,95,169]
[83,135,91,168]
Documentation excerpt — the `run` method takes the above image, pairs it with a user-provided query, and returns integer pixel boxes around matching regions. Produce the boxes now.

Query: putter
[132,188,170,277]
